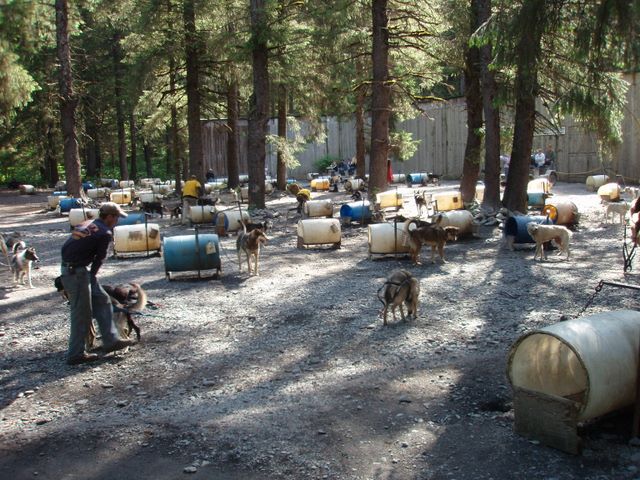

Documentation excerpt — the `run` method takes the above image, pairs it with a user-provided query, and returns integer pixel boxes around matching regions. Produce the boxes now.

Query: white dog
[604,201,629,224]
[526,223,572,261]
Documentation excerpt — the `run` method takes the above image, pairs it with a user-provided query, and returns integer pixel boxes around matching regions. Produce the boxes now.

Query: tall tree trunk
[112,31,128,180]
[276,83,287,190]
[503,0,547,212]
[459,0,483,204]
[355,85,366,178]
[369,0,391,197]
[167,0,182,194]
[55,0,82,197]
[129,111,138,179]
[226,77,240,190]
[247,0,269,209]
[44,119,59,187]
[184,0,204,182]
[143,141,153,177]
[478,0,501,211]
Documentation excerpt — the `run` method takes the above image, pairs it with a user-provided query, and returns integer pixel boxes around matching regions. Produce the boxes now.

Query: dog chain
[576,279,640,318]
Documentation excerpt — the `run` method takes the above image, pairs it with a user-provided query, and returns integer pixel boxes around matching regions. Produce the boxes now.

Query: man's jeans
[61,265,119,359]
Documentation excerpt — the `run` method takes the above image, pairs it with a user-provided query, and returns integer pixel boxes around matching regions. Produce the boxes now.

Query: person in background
[182,175,202,225]
[205,169,216,183]
[533,148,546,176]
[544,144,556,170]
[60,202,134,365]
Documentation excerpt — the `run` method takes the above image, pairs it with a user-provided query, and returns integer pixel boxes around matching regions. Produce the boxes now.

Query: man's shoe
[102,338,134,354]
[67,353,99,365]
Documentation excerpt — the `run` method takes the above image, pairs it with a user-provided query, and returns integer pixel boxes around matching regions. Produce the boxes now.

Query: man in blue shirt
[60,202,134,365]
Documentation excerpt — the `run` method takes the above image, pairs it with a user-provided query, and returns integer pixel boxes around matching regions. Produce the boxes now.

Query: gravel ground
[1,181,640,480]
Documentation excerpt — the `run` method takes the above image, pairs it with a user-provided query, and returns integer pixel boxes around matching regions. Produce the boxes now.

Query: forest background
[0,0,638,213]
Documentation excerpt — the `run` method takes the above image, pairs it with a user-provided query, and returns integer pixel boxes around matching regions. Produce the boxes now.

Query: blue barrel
[504,215,552,244]
[163,234,221,275]
[212,212,230,230]
[82,181,95,192]
[527,192,550,207]
[53,191,67,196]
[340,201,371,223]
[407,173,427,185]
[59,198,82,213]
[116,211,146,226]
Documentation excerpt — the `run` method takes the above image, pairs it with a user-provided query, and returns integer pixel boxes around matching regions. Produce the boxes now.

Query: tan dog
[405,222,458,264]
[236,220,268,275]
[377,269,420,325]
[526,223,572,261]
[604,201,629,224]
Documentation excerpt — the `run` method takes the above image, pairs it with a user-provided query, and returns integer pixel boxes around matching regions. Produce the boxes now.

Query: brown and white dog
[236,220,269,275]
[377,269,420,325]
[405,220,458,264]
[526,223,572,261]
[11,242,39,288]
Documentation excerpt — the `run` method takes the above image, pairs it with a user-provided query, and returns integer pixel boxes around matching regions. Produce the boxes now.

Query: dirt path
[1,182,640,480]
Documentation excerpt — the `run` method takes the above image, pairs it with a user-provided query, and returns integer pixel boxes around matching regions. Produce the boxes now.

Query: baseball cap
[99,202,128,217]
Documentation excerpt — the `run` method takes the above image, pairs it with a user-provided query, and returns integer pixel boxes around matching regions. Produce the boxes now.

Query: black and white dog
[11,242,39,288]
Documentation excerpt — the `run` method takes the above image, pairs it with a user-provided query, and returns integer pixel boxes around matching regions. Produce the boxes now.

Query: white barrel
[110,190,132,205]
[238,174,249,183]
[475,184,485,202]
[508,310,640,421]
[586,174,610,192]
[218,190,238,204]
[306,173,319,181]
[55,180,67,191]
[119,179,135,188]
[139,192,163,204]
[138,178,161,188]
[189,205,215,224]
[368,222,411,254]
[113,223,161,253]
[297,218,341,245]
[375,190,403,209]
[48,195,68,209]
[433,191,463,211]
[528,178,551,194]
[391,173,406,184]
[203,183,215,194]
[151,184,173,195]
[304,200,333,218]
[19,185,36,194]
[69,208,100,227]
[86,188,110,199]
[344,178,364,192]
[265,181,274,194]
[223,209,251,232]
[597,182,621,202]
[435,210,474,235]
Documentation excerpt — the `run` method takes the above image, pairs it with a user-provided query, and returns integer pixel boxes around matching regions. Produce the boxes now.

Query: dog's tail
[237,219,247,235]
[12,241,26,254]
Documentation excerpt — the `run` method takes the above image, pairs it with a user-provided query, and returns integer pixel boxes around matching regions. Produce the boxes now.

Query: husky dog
[236,220,269,276]
[377,269,420,325]
[11,243,39,288]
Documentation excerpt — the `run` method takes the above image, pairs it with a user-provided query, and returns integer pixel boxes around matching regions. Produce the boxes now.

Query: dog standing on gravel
[236,220,269,276]
[604,201,629,224]
[377,269,420,325]
[405,220,458,265]
[526,223,572,261]
[10,242,39,288]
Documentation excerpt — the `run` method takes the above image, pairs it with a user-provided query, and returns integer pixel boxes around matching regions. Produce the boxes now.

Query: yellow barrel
[597,182,620,202]
[310,178,330,191]
[113,223,161,254]
[190,205,215,224]
[368,222,411,254]
[304,199,333,218]
[435,210,474,235]
[542,200,579,225]
[297,218,341,246]
[86,188,110,199]
[375,190,403,209]
[586,174,610,192]
[110,190,132,205]
[433,191,463,211]
[527,178,551,194]
[223,209,251,232]
[69,208,100,227]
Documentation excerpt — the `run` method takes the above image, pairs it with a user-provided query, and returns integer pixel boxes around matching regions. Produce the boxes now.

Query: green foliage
[314,155,340,173]
[389,130,420,162]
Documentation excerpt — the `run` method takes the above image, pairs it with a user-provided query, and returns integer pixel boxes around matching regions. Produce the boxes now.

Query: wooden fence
[202,72,639,184]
